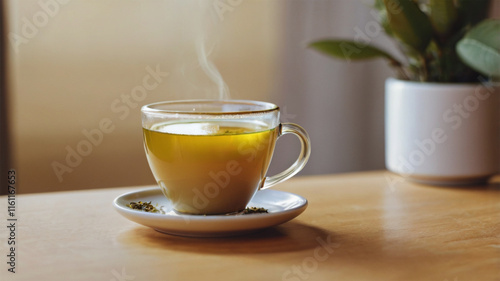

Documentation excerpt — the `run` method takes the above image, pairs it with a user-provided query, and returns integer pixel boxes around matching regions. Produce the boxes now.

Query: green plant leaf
[383,0,433,52]
[427,0,458,38]
[373,0,394,37]
[456,19,500,77]
[309,40,399,62]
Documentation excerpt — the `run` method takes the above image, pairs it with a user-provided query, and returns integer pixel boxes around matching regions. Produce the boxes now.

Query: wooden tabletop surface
[1,171,499,281]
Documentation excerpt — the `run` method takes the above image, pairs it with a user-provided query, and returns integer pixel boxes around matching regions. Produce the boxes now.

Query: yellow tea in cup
[143,120,278,214]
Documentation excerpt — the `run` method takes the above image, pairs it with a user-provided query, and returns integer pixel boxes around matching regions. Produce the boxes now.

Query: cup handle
[260,123,311,189]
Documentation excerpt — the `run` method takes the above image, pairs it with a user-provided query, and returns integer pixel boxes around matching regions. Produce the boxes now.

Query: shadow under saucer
[117,221,335,254]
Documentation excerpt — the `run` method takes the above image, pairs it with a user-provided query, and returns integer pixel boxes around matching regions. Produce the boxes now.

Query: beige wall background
[8,0,282,193]
[8,0,500,194]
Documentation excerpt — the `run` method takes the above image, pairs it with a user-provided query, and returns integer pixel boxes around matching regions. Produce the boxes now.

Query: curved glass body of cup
[141,100,310,215]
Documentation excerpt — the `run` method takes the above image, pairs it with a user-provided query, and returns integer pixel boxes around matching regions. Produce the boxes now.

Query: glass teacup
[141,100,310,215]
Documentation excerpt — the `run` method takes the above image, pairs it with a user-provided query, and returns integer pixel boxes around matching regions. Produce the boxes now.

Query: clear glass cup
[141,100,311,215]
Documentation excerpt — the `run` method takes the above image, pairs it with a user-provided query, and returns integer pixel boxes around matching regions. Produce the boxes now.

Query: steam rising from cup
[196,37,230,100]
[174,0,230,100]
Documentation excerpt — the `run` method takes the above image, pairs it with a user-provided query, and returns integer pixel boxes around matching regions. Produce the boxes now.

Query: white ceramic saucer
[113,188,308,237]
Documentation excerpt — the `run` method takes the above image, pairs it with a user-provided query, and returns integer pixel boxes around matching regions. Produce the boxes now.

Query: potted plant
[309,0,500,185]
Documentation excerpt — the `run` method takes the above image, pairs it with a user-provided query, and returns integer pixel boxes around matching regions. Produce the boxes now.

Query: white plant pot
[385,78,499,185]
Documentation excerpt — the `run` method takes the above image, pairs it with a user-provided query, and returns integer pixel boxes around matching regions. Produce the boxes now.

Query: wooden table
[1,171,499,281]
